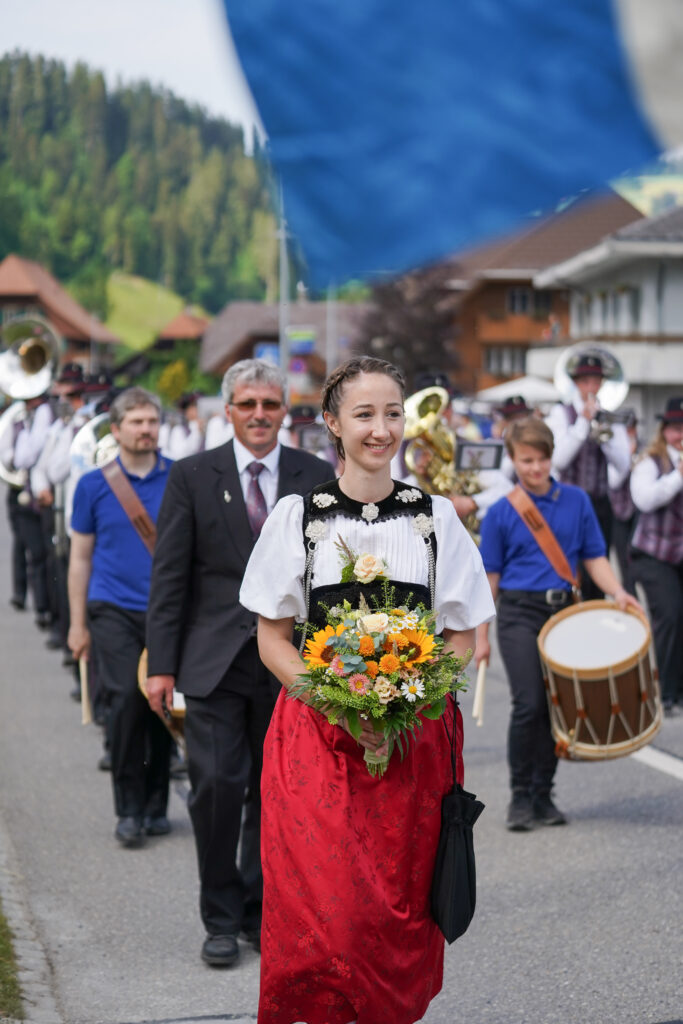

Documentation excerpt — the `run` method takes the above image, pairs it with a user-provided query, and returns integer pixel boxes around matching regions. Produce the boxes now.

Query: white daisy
[400,679,425,703]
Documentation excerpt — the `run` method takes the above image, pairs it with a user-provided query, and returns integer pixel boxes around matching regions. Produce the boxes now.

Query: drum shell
[537,600,662,760]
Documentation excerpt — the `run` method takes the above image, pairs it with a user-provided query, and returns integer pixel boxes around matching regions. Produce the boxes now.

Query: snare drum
[537,600,662,760]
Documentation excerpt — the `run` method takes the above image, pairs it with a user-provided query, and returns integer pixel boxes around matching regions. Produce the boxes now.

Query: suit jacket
[146,440,334,697]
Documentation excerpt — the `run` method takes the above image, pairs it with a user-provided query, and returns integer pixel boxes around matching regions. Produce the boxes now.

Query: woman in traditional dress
[630,396,683,715]
[240,357,494,1024]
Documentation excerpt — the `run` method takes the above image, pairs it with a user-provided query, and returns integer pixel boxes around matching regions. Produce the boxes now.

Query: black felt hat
[496,394,530,417]
[658,396,683,424]
[55,362,85,386]
[570,353,605,379]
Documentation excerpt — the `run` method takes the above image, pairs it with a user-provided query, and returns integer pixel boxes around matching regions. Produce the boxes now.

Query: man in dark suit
[145,359,334,967]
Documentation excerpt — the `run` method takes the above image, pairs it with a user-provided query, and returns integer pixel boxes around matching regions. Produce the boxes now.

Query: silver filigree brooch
[397,488,422,503]
[312,492,337,508]
[412,513,434,538]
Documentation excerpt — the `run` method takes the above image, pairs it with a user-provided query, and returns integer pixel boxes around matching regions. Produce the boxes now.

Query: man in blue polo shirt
[476,418,641,832]
[68,387,172,847]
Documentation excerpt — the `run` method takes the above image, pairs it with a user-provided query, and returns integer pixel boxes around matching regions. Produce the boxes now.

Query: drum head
[541,605,649,672]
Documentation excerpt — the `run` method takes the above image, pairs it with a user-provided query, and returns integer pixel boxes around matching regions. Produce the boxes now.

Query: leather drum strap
[101,459,157,556]
[506,485,578,593]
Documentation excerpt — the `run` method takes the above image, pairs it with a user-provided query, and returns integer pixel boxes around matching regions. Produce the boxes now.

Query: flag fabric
[224,1,665,287]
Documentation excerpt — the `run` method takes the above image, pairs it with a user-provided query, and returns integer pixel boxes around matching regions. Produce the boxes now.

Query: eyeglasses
[230,399,283,412]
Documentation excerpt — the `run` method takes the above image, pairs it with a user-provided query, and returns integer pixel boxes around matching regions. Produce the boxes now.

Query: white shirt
[233,436,281,513]
[630,447,682,513]
[204,415,234,451]
[546,398,631,483]
[14,401,53,471]
[239,492,496,635]
[164,420,205,460]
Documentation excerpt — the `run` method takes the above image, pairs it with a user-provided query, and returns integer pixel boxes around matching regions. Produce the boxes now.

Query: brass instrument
[0,316,61,489]
[554,342,629,442]
[70,412,118,471]
[403,386,482,539]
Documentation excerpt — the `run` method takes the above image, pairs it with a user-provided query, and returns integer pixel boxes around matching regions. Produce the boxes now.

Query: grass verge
[0,894,23,1020]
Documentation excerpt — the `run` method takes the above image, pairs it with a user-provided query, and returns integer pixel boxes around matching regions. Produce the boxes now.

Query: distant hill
[106,272,185,351]
[0,51,279,319]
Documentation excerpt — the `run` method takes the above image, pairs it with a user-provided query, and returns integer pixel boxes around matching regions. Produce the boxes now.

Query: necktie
[246,461,267,538]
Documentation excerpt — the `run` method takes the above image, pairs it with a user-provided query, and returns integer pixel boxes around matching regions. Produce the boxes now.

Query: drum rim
[537,599,651,680]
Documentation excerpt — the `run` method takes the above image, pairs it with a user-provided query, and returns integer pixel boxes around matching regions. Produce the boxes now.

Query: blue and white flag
[224,0,680,286]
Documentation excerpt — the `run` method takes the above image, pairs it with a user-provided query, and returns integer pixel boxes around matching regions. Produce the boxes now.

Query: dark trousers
[87,601,171,819]
[6,489,28,604]
[497,593,561,796]
[184,637,278,937]
[611,514,637,596]
[13,502,50,612]
[581,494,613,601]
[631,551,683,707]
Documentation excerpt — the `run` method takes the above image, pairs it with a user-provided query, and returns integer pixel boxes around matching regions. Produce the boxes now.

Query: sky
[1,0,262,143]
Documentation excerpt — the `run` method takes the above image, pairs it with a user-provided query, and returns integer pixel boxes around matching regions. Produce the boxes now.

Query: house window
[507,287,531,314]
[628,287,640,332]
[533,290,553,316]
[485,346,526,375]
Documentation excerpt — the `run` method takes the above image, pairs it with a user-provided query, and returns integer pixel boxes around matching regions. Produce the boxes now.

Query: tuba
[403,386,482,539]
[554,342,629,441]
[0,316,60,489]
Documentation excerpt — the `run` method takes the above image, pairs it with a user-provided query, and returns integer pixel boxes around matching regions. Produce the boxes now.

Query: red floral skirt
[258,691,464,1024]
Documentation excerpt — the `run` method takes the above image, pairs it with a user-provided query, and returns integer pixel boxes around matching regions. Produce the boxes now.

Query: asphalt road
[0,507,681,1024]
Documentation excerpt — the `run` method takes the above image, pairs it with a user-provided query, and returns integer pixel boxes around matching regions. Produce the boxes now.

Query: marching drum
[537,600,662,760]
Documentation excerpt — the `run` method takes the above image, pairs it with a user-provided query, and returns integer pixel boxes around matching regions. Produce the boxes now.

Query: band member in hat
[160,391,207,460]
[629,396,683,715]
[546,353,630,599]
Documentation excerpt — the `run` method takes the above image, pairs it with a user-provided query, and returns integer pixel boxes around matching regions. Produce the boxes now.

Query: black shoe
[35,611,52,630]
[98,752,112,772]
[242,928,261,953]
[70,685,82,703]
[506,793,535,832]
[532,793,567,826]
[201,934,239,967]
[663,700,676,718]
[143,815,171,836]
[62,651,77,667]
[45,635,63,650]
[9,596,25,611]
[114,817,144,847]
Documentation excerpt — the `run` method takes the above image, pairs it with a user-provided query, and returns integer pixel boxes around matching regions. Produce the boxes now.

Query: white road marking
[632,745,683,782]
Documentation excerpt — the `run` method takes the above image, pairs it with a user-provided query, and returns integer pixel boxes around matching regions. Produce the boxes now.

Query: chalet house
[0,254,121,369]
[530,204,683,429]
[200,299,370,402]
[447,191,643,395]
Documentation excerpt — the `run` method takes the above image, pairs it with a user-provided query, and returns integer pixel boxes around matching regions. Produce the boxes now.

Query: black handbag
[430,700,485,943]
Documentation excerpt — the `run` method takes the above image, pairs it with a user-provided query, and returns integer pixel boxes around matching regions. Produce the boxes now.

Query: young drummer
[476,418,642,832]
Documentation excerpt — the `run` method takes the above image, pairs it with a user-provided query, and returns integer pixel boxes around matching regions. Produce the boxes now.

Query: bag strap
[506,485,579,593]
[443,697,459,791]
[101,458,157,556]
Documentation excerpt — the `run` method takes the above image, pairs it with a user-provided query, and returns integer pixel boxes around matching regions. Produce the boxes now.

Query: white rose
[359,612,390,633]
[354,553,385,584]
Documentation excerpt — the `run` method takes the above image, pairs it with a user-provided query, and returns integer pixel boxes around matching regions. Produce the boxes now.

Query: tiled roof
[200,300,371,374]
[157,309,210,340]
[452,191,643,281]
[0,254,120,344]
[612,203,683,241]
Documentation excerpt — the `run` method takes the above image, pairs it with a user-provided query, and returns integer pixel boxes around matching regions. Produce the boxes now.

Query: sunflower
[378,652,401,674]
[402,629,437,667]
[304,624,346,667]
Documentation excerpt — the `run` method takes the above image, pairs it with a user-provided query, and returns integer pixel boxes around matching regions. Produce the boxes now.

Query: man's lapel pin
[223,489,231,503]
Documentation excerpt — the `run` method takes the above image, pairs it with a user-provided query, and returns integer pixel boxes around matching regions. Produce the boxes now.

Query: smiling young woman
[239,356,495,1024]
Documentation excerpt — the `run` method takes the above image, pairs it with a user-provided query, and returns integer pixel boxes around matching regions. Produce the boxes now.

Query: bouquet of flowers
[290,540,468,776]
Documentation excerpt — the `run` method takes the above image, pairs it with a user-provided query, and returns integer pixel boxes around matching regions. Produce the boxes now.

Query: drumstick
[472,658,487,727]
[79,656,92,726]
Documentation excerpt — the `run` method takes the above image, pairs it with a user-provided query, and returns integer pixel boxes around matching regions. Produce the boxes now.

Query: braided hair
[321,357,406,460]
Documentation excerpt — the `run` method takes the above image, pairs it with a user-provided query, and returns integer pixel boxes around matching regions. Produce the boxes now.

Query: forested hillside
[0,51,278,318]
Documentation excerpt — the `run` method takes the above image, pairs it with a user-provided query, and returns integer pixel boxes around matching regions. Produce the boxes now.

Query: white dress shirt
[630,446,682,513]
[546,397,630,483]
[233,437,281,513]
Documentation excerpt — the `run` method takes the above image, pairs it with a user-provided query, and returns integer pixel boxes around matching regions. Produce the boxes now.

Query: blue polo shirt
[71,455,172,611]
[479,479,606,592]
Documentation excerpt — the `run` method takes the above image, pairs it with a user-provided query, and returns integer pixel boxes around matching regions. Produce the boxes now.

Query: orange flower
[379,652,401,674]
[402,629,437,667]
[385,632,409,650]
[304,624,345,667]
[364,660,379,678]
[358,635,376,657]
